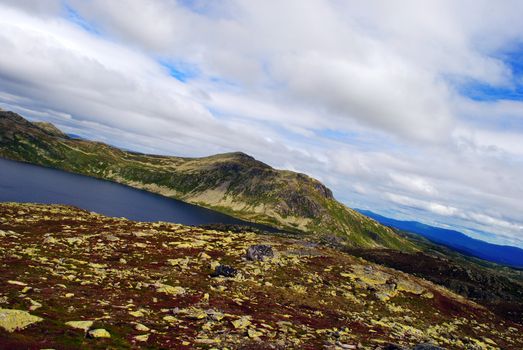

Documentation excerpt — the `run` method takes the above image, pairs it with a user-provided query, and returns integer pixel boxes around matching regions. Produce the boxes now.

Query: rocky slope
[347,247,523,325]
[0,110,414,250]
[1,202,521,349]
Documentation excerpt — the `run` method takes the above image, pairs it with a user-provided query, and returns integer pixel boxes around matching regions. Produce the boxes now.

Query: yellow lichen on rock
[65,320,93,332]
[0,309,43,332]
[232,316,252,329]
[183,307,208,320]
[88,328,111,338]
[135,323,150,332]
[134,334,149,342]
[156,284,185,296]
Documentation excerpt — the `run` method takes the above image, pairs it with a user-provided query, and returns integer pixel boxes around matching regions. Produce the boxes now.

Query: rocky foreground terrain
[0,203,521,349]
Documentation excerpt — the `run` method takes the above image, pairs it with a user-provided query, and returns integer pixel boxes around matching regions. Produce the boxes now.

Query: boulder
[88,328,111,338]
[156,284,185,296]
[246,245,274,261]
[135,323,150,332]
[65,320,93,332]
[0,309,42,332]
[210,265,237,278]
[134,334,149,342]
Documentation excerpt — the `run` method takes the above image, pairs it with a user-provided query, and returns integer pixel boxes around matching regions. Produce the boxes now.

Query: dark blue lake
[0,157,266,228]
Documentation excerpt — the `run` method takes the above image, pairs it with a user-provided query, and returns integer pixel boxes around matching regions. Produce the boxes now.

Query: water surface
[0,157,265,228]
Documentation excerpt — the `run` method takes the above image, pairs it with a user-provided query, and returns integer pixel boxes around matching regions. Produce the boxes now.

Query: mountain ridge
[0,110,414,250]
[357,209,523,268]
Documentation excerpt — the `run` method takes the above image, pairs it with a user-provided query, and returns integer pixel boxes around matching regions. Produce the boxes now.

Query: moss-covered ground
[0,203,521,349]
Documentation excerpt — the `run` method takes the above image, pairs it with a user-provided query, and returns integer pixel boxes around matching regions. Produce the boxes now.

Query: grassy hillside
[0,202,521,349]
[0,110,414,250]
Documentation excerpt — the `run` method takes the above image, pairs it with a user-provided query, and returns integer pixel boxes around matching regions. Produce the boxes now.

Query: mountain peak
[0,110,414,250]
[32,121,67,138]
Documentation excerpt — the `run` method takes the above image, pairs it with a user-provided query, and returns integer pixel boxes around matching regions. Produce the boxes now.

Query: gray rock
[210,265,237,278]
[246,244,274,261]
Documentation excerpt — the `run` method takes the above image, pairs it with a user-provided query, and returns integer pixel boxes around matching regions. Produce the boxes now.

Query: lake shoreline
[0,157,276,232]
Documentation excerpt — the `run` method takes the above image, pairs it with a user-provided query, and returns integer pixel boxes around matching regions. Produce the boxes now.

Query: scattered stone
[184,307,207,320]
[231,316,251,329]
[163,315,177,323]
[65,237,83,245]
[210,264,237,278]
[246,244,274,261]
[43,236,58,244]
[0,202,521,349]
[207,309,225,321]
[134,334,149,342]
[412,344,444,350]
[199,252,212,260]
[7,280,27,286]
[65,320,93,332]
[248,328,263,339]
[195,337,221,344]
[156,284,185,296]
[135,323,150,332]
[129,310,144,317]
[88,328,111,338]
[105,235,119,242]
[133,231,149,238]
[27,298,42,311]
[0,309,43,332]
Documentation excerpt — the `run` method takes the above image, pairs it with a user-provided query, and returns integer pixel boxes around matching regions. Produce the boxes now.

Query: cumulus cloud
[385,193,458,216]
[389,173,437,196]
[0,0,523,247]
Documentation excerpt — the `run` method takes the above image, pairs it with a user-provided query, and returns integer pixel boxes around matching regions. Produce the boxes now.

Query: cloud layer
[1,0,523,247]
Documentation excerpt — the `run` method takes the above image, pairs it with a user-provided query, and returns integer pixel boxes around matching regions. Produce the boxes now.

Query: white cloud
[385,193,457,217]
[389,173,437,195]
[0,0,523,247]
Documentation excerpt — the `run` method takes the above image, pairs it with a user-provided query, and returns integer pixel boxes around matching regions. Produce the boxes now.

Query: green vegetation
[346,229,523,324]
[0,110,415,250]
[0,202,520,349]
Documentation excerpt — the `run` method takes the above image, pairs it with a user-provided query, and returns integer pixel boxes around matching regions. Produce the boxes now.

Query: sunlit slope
[0,110,414,250]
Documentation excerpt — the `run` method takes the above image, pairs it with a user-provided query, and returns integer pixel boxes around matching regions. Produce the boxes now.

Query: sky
[1,0,523,248]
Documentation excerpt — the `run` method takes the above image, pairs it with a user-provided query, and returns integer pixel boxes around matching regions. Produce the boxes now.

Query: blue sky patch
[160,60,199,82]
[461,83,523,102]
[63,5,100,35]
[459,45,523,102]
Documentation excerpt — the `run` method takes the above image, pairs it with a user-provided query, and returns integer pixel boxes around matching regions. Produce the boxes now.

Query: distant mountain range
[357,209,523,268]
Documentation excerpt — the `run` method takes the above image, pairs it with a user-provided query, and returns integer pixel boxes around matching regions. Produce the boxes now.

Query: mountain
[357,209,523,268]
[1,202,521,349]
[0,110,414,250]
